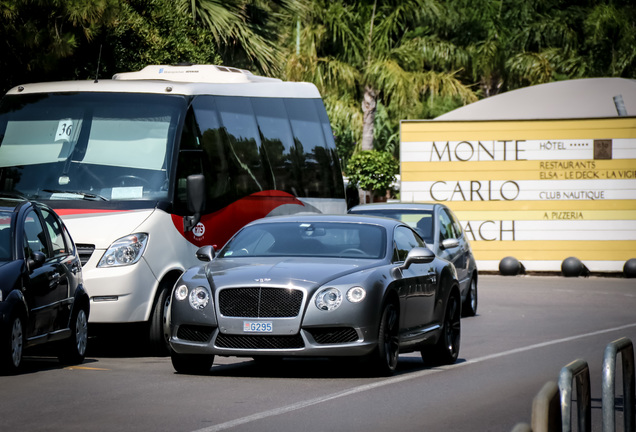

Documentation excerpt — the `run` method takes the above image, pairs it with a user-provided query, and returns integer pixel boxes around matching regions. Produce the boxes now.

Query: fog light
[347,287,366,303]
[175,285,188,301]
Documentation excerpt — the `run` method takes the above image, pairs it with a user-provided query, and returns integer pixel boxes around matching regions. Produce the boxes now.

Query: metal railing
[512,337,635,432]
[603,338,635,432]
[559,359,591,432]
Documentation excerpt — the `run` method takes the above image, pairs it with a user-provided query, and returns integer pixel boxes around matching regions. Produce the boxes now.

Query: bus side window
[187,97,234,212]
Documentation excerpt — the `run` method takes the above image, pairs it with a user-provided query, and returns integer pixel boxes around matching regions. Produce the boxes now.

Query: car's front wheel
[59,305,89,365]
[369,302,400,376]
[422,291,461,366]
[1,314,24,374]
[171,351,214,375]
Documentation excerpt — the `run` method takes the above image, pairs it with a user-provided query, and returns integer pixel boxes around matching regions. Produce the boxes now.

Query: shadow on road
[177,355,468,379]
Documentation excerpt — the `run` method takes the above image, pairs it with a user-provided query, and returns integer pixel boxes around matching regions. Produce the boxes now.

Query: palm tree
[284,0,476,152]
[439,0,635,97]
[175,0,297,76]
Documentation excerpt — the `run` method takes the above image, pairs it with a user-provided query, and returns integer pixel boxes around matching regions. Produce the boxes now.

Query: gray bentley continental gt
[168,215,461,376]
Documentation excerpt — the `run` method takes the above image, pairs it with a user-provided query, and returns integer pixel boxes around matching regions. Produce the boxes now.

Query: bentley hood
[204,258,379,291]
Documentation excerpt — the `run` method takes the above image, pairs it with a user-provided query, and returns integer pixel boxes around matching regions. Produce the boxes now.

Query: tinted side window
[24,210,49,258]
[183,96,344,214]
[251,98,294,192]
[41,208,67,258]
[393,226,424,262]
[439,209,455,241]
[448,209,463,238]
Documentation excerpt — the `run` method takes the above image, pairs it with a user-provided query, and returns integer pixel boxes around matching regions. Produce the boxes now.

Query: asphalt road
[2,275,635,432]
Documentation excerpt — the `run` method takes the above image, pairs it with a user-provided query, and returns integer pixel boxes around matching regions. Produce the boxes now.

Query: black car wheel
[370,302,399,376]
[462,277,478,317]
[171,351,214,375]
[422,291,461,366]
[59,306,88,365]
[1,314,24,374]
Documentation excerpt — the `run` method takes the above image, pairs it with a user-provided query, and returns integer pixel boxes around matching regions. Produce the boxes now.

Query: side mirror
[196,245,215,262]
[441,238,460,250]
[27,251,46,271]
[184,174,205,232]
[401,247,435,269]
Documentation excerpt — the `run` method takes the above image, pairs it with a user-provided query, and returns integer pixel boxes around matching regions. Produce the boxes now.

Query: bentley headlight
[189,287,210,310]
[346,286,366,303]
[174,285,188,301]
[315,287,342,311]
[98,233,148,268]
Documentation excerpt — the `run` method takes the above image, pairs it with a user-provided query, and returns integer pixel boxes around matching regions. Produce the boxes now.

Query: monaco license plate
[243,321,273,333]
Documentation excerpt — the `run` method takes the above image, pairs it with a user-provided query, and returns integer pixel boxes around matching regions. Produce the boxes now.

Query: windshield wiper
[43,189,109,201]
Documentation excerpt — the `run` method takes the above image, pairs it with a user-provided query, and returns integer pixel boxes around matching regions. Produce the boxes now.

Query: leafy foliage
[0,0,222,94]
[174,0,297,76]
[345,151,399,194]
[283,0,477,155]
[103,0,222,77]
[0,0,634,163]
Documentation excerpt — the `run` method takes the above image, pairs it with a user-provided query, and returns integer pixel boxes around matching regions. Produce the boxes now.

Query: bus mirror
[184,174,205,232]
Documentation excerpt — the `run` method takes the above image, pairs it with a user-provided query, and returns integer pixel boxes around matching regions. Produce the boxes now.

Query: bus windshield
[0,92,186,202]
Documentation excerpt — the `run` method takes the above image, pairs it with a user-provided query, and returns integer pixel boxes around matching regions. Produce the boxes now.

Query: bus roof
[5,64,322,99]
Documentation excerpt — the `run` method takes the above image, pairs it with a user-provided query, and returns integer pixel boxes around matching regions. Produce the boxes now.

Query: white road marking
[192,322,636,432]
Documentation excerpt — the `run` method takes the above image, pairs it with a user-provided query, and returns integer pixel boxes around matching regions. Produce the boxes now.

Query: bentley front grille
[215,333,305,350]
[218,287,303,318]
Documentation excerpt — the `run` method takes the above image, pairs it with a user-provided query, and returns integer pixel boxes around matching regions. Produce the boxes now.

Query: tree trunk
[361,85,377,151]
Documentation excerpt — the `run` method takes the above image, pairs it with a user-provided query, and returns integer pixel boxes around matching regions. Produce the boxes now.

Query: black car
[0,196,89,373]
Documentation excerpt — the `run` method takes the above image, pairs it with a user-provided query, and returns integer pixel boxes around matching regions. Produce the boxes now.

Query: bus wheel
[148,283,171,356]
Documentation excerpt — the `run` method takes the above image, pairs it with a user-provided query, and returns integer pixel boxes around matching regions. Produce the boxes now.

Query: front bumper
[83,258,158,323]
[169,323,377,358]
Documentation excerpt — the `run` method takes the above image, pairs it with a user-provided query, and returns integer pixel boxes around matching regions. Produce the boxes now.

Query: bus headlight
[98,233,148,268]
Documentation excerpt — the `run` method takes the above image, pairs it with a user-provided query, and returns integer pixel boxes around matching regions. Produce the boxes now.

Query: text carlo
[427,140,524,203]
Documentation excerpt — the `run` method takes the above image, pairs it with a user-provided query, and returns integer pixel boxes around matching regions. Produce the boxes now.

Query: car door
[22,208,69,337]
[40,207,78,330]
[393,225,436,336]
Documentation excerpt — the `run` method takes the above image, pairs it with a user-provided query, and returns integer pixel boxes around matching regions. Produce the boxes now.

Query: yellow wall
[400,118,636,272]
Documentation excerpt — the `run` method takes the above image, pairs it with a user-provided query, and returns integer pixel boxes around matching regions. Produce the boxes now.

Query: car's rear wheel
[1,314,24,374]
[59,306,88,365]
[171,351,214,375]
[422,291,461,366]
[462,277,478,317]
[369,302,399,376]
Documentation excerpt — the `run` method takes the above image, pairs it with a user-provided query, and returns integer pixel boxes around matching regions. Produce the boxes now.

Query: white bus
[0,65,346,353]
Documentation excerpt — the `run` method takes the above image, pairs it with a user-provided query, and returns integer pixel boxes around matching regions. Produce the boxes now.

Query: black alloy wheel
[372,302,400,376]
[422,291,461,366]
